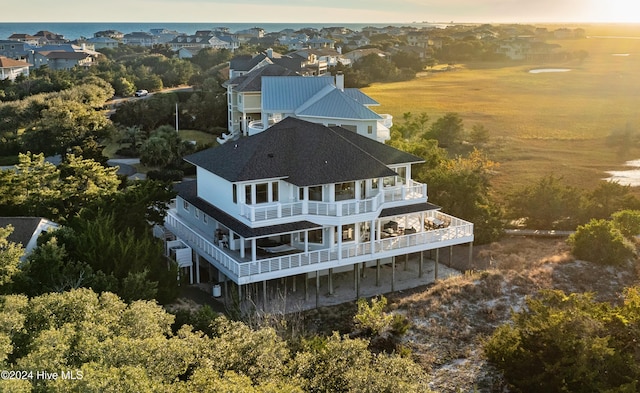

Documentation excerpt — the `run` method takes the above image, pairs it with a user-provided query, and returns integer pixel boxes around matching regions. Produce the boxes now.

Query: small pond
[528,68,572,74]
[604,160,640,186]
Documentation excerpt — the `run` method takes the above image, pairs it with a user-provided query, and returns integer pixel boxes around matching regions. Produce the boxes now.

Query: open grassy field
[363,24,640,198]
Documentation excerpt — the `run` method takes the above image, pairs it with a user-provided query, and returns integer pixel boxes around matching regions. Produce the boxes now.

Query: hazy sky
[2,0,638,24]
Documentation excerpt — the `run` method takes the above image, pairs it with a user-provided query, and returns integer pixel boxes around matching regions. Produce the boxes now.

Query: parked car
[135,89,149,97]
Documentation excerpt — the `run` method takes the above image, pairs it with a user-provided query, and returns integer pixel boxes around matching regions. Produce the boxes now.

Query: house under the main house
[161,117,474,309]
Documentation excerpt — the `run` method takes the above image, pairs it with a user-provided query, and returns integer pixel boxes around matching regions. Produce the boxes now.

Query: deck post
[419,251,424,278]
[305,275,309,301]
[223,277,228,306]
[376,259,380,286]
[404,253,408,271]
[391,256,395,292]
[468,242,474,271]
[263,280,267,311]
[449,246,453,268]
[328,268,334,295]
[356,263,360,299]
[435,249,439,281]
[292,275,297,292]
[315,273,320,308]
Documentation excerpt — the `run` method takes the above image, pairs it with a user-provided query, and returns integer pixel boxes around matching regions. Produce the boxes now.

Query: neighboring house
[93,30,124,40]
[0,40,32,61]
[176,47,201,59]
[161,117,474,303]
[407,30,431,48]
[7,34,41,46]
[169,34,239,51]
[307,36,335,49]
[0,217,59,261]
[32,51,95,70]
[33,30,67,45]
[27,45,100,70]
[235,27,265,43]
[341,48,387,63]
[224,63,299,139]
[0,56,31,81]
[496,39,560,61]
[122,32,157,47]
[224,56,392,143]
[86,36,120,50]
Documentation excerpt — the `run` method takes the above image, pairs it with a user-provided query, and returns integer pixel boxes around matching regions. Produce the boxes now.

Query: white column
[251,238,257,261]
[337,224,342,260]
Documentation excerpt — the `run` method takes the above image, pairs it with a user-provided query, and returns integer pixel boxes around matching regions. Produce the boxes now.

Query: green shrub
[568,218,635,265]
[612,209,640,238]
[485,289,640,392]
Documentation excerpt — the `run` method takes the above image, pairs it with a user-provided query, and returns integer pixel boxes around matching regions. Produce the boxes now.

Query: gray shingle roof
[231,64,299,93]
[0,217,44,247]
[184,117,422,186]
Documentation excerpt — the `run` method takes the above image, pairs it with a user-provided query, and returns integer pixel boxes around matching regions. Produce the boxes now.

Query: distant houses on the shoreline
[0,23,587,81]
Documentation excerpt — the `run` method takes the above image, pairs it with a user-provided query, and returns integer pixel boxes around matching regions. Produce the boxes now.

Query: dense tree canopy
[0,288,431,392]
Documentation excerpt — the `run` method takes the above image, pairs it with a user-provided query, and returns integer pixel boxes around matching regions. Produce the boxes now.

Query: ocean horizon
[0,22,440,41]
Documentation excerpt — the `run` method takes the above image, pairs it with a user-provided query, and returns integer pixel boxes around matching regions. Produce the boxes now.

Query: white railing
[164,210,472,283]
[379,113,393,128]
[247,119,278,135]
[239,181,427,222]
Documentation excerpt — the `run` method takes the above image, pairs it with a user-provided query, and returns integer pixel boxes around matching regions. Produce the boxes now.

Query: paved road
[105,85,194,117]
[107,158,146,180]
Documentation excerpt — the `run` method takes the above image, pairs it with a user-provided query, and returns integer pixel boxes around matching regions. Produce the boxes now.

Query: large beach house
[161,117,474,306]
[222,54,393,144]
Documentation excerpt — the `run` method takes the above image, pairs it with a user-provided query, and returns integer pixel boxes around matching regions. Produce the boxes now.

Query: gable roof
[294,86,382,121]
[0,56,31,68]
[228,64,299,92]
[261,76,334,112]
[185,117,422,186]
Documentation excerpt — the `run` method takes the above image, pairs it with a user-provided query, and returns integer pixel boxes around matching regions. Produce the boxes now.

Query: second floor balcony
[239,180,427,223]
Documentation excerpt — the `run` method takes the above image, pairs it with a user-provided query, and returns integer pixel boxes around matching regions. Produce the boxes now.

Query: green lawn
[363,25,640,197]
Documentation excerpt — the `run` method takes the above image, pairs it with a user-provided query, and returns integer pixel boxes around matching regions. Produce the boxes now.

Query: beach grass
[363,25,640,197]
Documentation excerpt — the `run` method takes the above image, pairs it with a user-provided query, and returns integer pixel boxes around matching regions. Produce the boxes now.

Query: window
[309,186,322,201]
[194,208,200,218]
[367,125,373,134]
[272,182,279,202]
[308,229,323,244]
[342,125,357,133]
[335,181,355,201]
[336,224,355,242]
[395,167,407,184]
[233,184,237,203]
[383,176,395,187]
[245,185,252,204]
[183,200,190,211]
[203,215,208,224]
[256,183,268,204]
